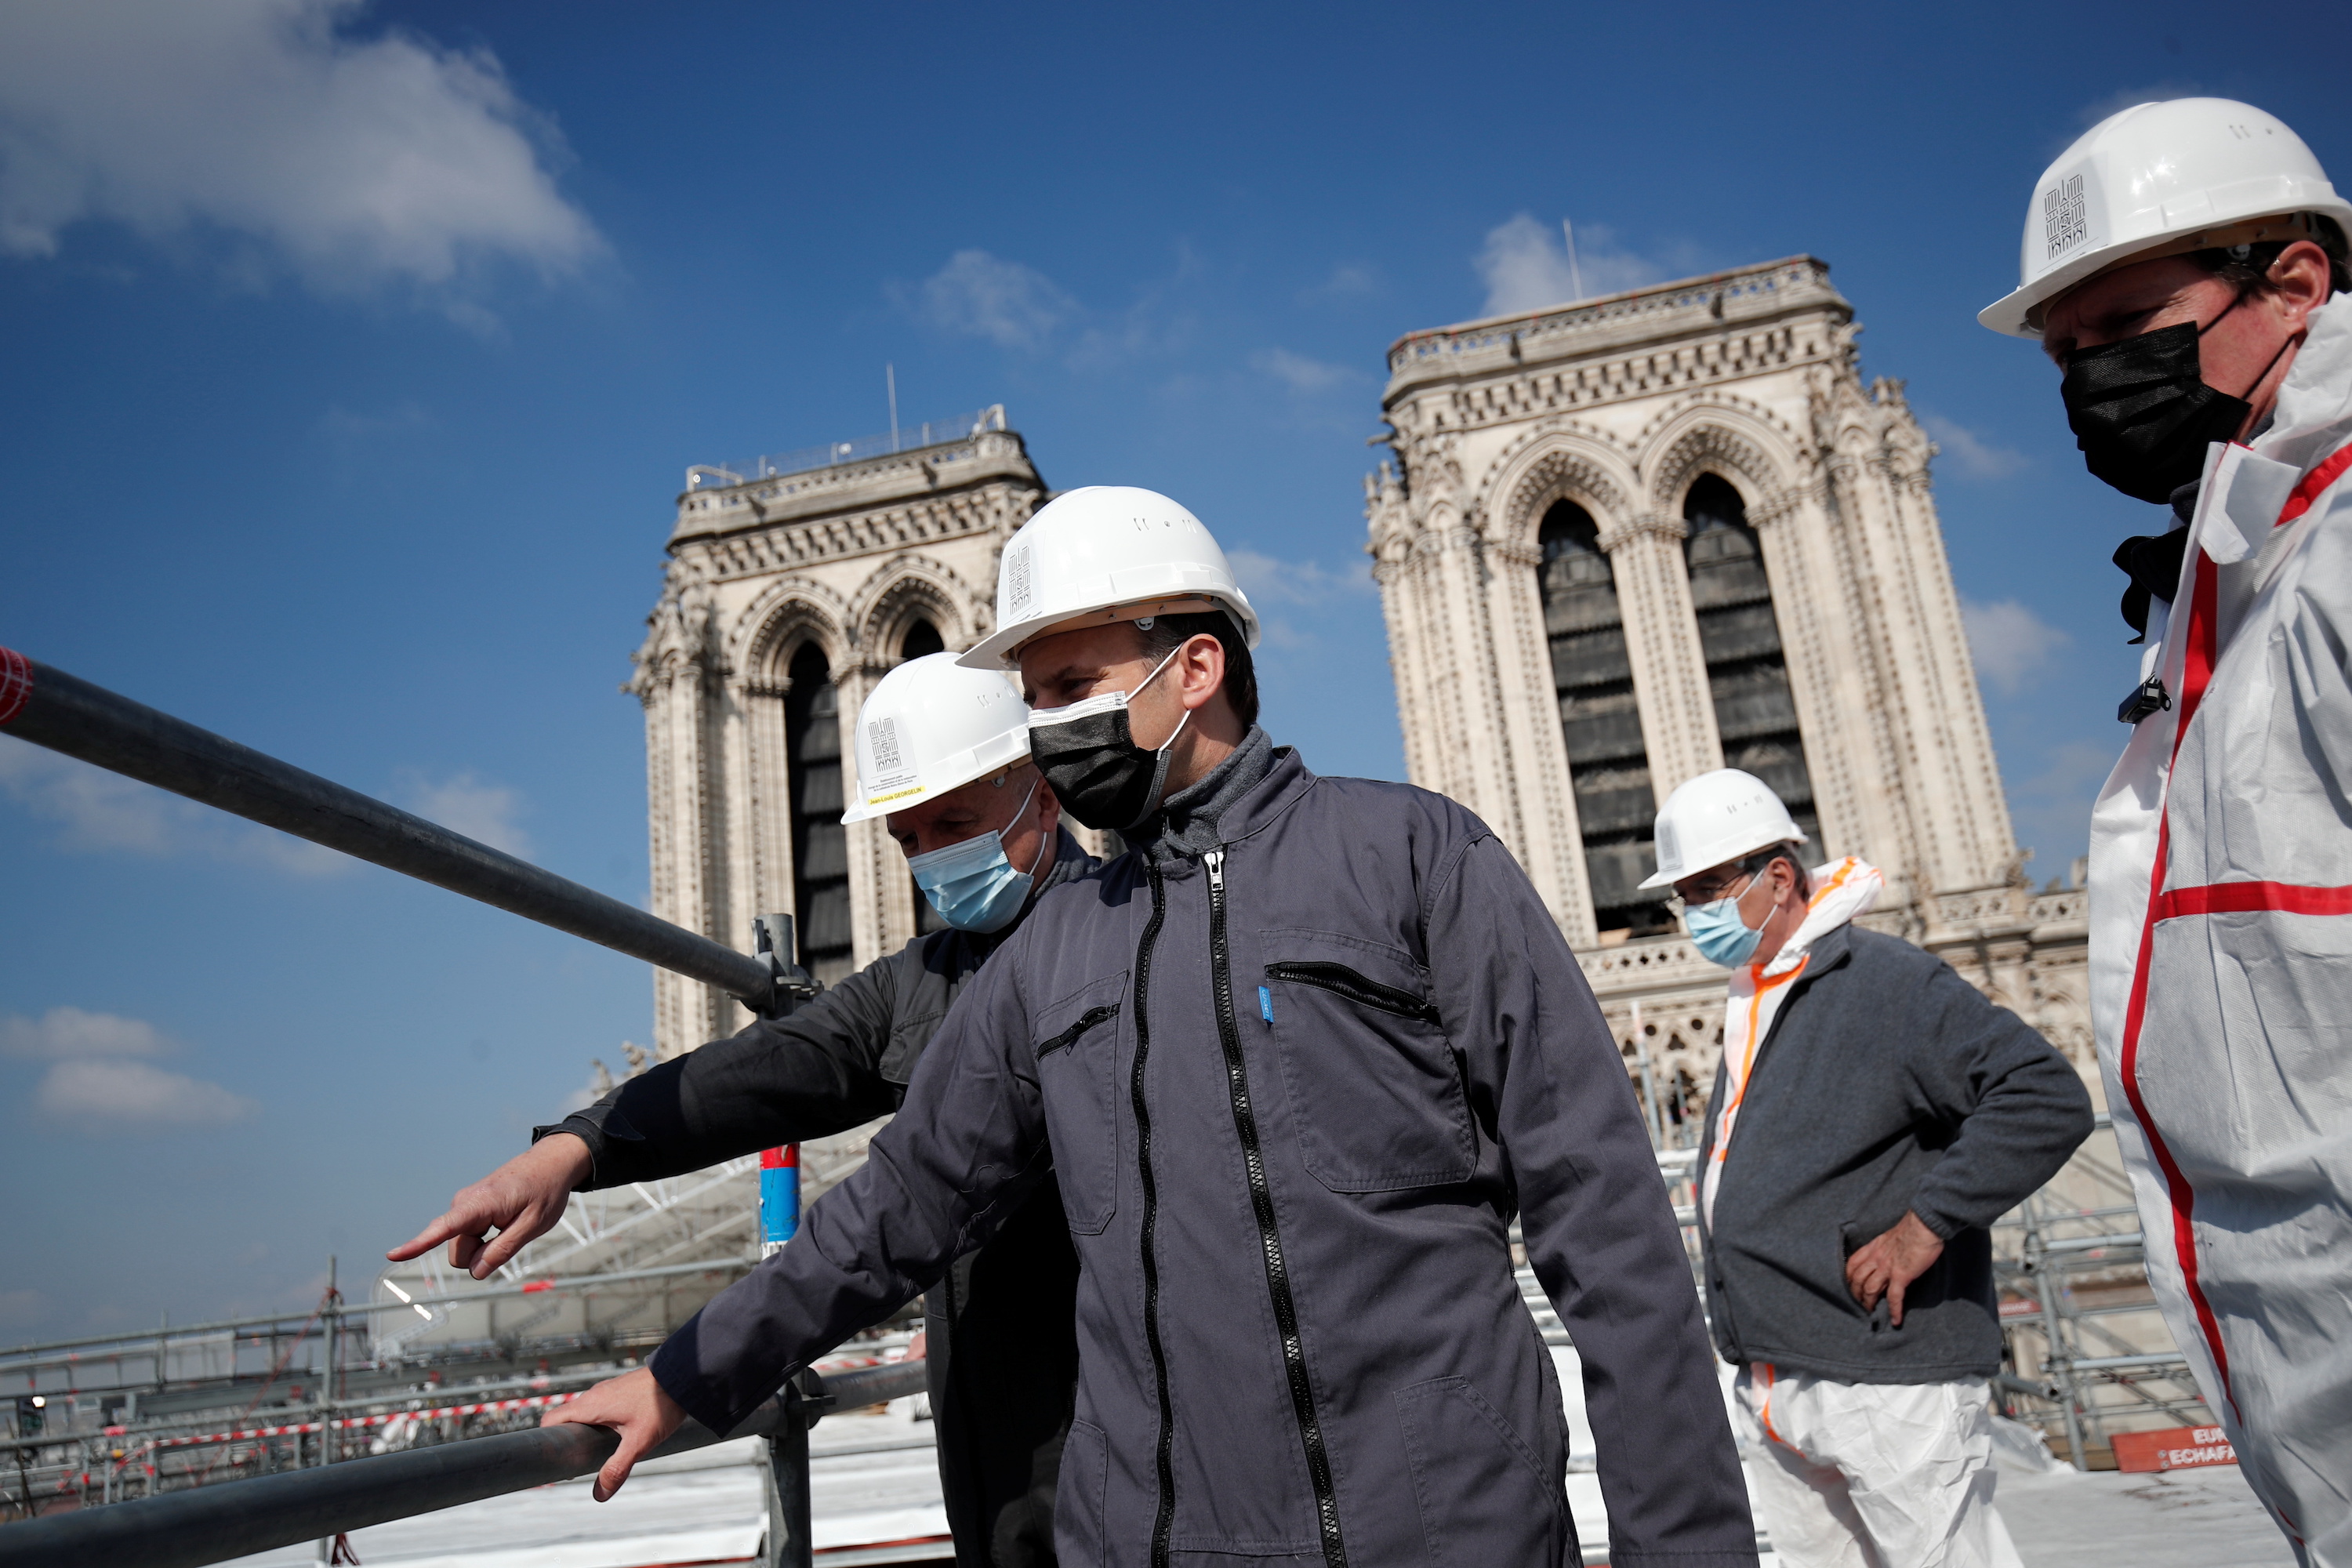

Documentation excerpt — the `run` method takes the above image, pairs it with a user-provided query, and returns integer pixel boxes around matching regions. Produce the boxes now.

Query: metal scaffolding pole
[0,648,779,1013]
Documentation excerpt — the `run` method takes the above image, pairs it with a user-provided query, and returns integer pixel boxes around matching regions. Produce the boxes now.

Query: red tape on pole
[0,647,31,727]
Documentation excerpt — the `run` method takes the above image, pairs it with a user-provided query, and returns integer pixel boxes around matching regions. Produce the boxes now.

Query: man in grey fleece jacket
[1654,768,2094,1568]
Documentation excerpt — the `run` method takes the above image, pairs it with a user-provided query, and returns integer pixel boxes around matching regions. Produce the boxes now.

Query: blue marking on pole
[760,1145,800,1258]
[1258,985,1273,1024]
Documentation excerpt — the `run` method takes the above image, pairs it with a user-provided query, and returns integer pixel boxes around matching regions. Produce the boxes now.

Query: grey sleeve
[1427,836,1757,1568]
[1899,958,2095,1240]
[531,959,903,1189]
[646,943,1049,1438]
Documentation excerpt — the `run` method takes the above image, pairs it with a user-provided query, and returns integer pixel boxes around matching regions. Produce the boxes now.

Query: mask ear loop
[2198,281,2305,403]
[1003,774,1046,877]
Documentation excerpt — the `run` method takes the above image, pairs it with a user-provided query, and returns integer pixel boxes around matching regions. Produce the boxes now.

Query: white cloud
[3,1005,257,1127]
[1922,414,2031,481]
[36,1058,257,1125]
[1475,215,1664,317]
[398,770,531,855]
[1962,597,2072,694]
[0,0,602,306]
[0,736,347,873]
[1250,348,1361,394]
[1229,549,1376,607]
[912,249,1076,350]
[1301,263,1380,304]
[1,1005,174,1060]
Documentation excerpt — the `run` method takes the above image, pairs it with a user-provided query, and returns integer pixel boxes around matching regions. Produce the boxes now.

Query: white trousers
[1731,1364,2024,1568]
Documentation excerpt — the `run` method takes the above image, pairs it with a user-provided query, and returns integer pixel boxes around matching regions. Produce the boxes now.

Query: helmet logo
[2045,173,2089,262]
[867,717,903,772]
[1007,543,1034,619]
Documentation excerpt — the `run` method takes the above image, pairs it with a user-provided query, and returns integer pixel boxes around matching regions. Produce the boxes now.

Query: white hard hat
[839,653,1031,824]
[1980,97,2352,339]
[1640,769,1809,890]
[958,485,1261,669]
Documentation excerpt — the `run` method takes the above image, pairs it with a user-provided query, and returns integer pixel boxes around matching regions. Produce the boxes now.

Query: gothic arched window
[900,617,945,662]
[1538,500,1672,938]
[784,641,855,984]
[1682,475,1818,840]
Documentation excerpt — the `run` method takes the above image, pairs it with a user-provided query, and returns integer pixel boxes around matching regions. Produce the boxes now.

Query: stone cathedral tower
[1366,258,2093,1120]
[630,409,1044,1058]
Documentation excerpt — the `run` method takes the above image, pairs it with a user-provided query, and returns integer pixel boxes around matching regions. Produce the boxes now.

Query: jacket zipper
[1132,861,1179,1568]
[1039,1004,1120,1058]
[1204,849,1350,1568]
[1263,960,1441,1026]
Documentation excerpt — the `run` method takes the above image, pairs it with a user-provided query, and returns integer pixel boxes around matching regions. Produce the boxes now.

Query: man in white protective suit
[1980,96,2352,1564]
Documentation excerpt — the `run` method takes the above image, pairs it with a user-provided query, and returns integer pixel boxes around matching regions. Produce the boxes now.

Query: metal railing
[688,405,1008,491]
[0,1360,930,1568]
[0,648,782,1013]
[0,648,877,1563]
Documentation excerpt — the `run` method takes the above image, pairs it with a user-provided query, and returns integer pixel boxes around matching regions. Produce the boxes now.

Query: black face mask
[1025,649,1192,833]
[2060,291,2299,504]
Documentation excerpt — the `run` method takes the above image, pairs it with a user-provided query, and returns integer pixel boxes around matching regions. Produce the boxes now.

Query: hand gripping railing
[0,1359,931,1568]
[0,648,782,1013]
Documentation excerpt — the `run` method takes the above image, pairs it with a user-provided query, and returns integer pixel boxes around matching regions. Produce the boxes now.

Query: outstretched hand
[543,1367,686,1501]
[387,1134,592,1279]
[1845,1210,1946,1327]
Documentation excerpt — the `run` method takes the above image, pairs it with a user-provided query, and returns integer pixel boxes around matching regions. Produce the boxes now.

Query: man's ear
[1171,633,1219,709]
[1035,777,1062,836]
[2271,239,2337,322]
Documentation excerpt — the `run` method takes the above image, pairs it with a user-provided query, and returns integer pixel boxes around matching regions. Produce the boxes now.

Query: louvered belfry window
[1538,500,1673,938]
[784,642,855,984]
[1682,475,1819,841]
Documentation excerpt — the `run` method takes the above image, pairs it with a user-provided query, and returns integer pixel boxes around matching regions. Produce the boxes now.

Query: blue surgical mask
[907,779,1042,933]
[1685,889,1764,969]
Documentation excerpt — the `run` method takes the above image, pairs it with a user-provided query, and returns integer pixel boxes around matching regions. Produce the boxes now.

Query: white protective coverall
[2089,291,2352,1566]
[1709,858,2024,1568]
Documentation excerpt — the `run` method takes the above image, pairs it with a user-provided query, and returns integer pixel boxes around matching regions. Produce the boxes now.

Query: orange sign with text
[2113,1425,2238,1473]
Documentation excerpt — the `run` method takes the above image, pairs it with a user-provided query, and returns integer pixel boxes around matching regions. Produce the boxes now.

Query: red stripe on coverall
[2156,881,2352,919]
[2118,545,2240,1420]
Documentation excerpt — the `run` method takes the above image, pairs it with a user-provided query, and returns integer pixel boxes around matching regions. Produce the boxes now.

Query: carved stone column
[1484,532,1592,937]
[1820,450,1929,903]
[834,658,912,968]
[1598,512,1722,798]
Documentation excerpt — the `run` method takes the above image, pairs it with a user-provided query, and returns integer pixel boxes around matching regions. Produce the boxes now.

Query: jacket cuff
[531,1104,644,1191]
[1907,1200,1965,1242]
[648,1312,782,1441]
[528,1118,604,1184]
[1606,1549,1762,1568]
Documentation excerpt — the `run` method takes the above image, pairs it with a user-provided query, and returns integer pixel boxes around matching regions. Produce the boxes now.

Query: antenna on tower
[1562,220,1586,302]
[887,363,900,452]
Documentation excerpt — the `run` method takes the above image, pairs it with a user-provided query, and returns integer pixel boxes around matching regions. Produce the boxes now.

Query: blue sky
[2,0,2344,1342]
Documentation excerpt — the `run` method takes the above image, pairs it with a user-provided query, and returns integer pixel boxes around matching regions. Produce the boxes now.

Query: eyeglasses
[1663,869,1756,917]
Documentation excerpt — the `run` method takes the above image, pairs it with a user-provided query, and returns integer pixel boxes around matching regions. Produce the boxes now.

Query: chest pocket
[1261,929,1473,1193]
[1034,971,1126,1235]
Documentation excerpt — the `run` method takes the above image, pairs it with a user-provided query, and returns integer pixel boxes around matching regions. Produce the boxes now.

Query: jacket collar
[1192,744,1316,852]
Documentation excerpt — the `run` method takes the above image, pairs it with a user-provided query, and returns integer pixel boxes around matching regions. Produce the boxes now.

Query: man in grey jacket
[556,486,1758,1568]
[1649,768,2093,1568]
[395,654,1091,1568]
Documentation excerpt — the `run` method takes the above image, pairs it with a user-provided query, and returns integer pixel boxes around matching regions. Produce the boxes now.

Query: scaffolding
[1990,1117,2211,1467]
